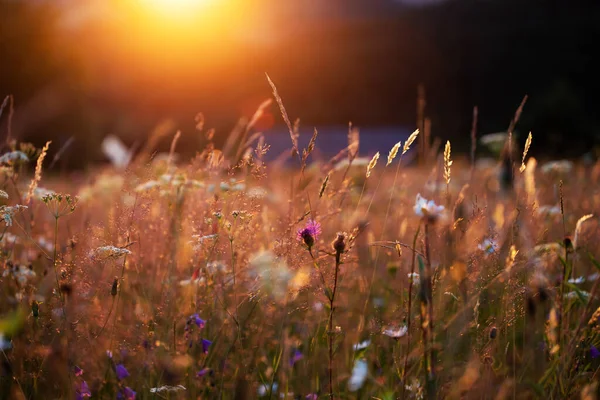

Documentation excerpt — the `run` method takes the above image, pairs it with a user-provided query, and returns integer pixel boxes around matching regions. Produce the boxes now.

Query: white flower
[2,264,36,284]
[541,160,573,175]
[150,385,186,393]
[0,151,29,164]
[347,359,368,391]
[258,383,278,397]
[405,378,424,399]
[568,276,585,284]
[478,238,498,255]
[91,245,131,260]
[382,325,408,339]
[135,180,161,192]
[414,193,444,221]
[353,339,371,351]
[0,190,8,199]
[536,205,561,217]
[407,272,420,284]
[249,251,293,300]
[1,205,28,226]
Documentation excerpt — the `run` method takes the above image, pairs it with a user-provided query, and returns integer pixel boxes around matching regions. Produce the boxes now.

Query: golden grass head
[366,152,380,178]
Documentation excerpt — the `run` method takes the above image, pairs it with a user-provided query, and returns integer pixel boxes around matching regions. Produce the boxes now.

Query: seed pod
[111,277,118,297]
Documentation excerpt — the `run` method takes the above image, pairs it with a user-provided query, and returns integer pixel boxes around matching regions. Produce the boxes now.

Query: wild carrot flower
[297,219,321,251]
[414,193,445,223]
[115,364,130,380]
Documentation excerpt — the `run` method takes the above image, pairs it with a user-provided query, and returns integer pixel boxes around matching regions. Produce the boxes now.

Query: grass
[1,103,600,399]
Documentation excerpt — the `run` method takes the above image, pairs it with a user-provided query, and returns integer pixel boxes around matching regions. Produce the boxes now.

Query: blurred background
[1,0,599,167]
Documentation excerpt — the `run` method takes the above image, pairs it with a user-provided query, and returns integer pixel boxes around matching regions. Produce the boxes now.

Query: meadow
[1,92,600,399]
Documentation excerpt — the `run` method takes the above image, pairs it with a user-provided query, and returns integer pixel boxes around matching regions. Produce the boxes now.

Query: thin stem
[402,225,421,395]
[328,254,342,399]
[423,222,436,399]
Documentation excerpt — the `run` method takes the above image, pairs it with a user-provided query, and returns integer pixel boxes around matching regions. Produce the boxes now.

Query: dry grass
[1,111,600,400]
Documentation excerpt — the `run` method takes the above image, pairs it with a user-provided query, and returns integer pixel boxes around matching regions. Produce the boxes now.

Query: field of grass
[1,102,600,400]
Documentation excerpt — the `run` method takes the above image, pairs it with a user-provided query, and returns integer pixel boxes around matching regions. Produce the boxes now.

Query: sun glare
[142,0,215,15]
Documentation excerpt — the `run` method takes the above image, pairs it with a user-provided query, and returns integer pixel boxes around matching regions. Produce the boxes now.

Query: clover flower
[297,219,321,250]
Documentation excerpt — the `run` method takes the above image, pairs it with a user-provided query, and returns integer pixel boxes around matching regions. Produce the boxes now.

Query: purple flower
[591,345,600,359]
[297,219,321,249]
[290,349,304,367]
[73,365,84,377]
[76,380,91,398]
[189,314,206,329]
[115,364,130,380]
[197,367,211,377]
[117,386,136,400]
[201,338,212,354]
[106,350,113,359]
[306,394,318,400]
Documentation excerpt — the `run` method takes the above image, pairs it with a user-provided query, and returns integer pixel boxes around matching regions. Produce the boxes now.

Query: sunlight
[141,0,216,16]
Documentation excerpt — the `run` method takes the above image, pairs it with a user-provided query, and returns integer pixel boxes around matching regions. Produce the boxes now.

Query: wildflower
[540,160,573,175]
[568,276,586,284]
[306,395,318,400]
[76,380,91,398]
[115,364,130,380]
[479,132,508,152]
[118,386,136,400]
[591,346,600,359]
[536,205,561,217]
[382,326,408,339]
[1,205,28,227]
[408,272,420,285]
[197,368,211,377]
[413,193,445,222]
[107,350,113,359]
[297,219,321,251]
[0,151,29,164]
[91,246,131,260]
[520,132,532,173]
[290,349,303,367]
[101,135,132,170]
[249,250,294,300]
[201,338,212,354]
[258,382,278,397]
[0,334,12,350]
[478,238,498,255]
[443,140,452,184]
[188,314,205,329]
[150,385,186,393]
[347,358,368,391]
[0,190,7,199]
[405,378,424,400]
[74,366,84,376]
[353,339,371,351]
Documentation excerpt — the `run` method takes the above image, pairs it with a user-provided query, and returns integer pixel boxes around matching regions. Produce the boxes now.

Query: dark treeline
[1,0,599,165]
